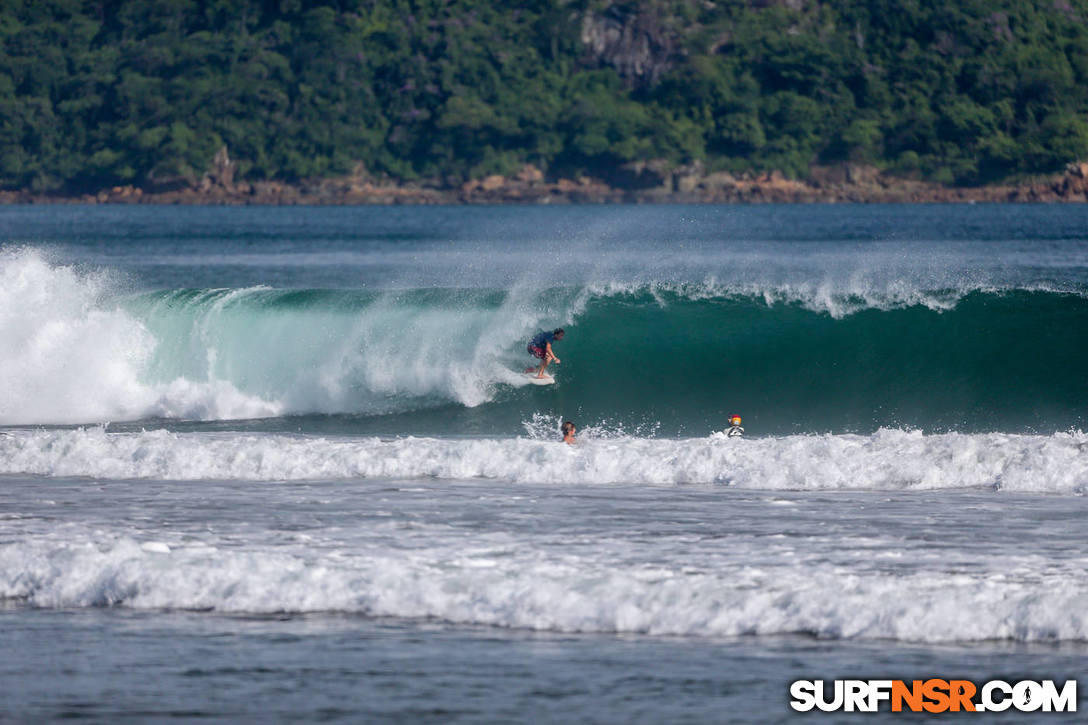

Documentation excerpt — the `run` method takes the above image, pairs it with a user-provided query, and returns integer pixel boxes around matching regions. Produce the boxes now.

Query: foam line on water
[2,427,1086,492]
[2,531,1085,642]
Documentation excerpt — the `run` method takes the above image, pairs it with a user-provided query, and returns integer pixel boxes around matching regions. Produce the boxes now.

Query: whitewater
[2,204,1087,722]
[3,426,1088,493]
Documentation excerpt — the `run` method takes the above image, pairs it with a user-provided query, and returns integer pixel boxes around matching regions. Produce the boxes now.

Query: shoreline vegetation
[5,152,1088,205]
[5,1,1088,204]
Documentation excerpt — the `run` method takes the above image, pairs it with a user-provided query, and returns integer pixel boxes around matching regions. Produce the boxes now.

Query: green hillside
[3,0,1088,193]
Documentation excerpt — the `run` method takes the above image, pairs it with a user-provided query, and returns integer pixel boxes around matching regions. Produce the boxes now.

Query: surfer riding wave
[527,328,564,379]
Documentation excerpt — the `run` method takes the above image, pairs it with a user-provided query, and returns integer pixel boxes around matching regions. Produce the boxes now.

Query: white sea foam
[1,427,1086,492]
[0,249,280,423]
[2,528,1085,642]
[581,277,1077,318]
[0,249,567,424]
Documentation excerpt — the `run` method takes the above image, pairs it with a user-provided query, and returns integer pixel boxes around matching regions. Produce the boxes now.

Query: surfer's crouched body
[527,328,564,378]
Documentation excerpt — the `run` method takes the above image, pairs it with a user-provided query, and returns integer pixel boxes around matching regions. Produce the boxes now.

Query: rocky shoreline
[4,154,1088,206]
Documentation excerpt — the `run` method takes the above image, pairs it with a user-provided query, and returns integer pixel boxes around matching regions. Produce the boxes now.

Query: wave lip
[2,427,1086,493]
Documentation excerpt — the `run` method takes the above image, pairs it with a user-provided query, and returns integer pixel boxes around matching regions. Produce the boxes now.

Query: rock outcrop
[200,146,236,191]
[580,3,683,86]
[9,160,1088,206]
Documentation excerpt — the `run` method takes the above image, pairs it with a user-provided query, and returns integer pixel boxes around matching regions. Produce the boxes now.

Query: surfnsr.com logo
[790,679,1078,713]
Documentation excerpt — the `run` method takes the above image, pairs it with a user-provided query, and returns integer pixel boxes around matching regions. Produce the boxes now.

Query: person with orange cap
[726,414,744,437]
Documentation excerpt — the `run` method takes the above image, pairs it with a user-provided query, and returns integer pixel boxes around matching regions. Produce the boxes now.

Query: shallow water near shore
[5,609,1087,724]
[3,476,1088,723]
[1,203,1087,721]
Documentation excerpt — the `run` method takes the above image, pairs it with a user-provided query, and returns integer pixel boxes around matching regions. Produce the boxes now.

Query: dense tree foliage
[2,0,1087,193]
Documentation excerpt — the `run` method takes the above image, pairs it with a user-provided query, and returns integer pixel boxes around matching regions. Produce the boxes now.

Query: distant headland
[4,1,1088,203]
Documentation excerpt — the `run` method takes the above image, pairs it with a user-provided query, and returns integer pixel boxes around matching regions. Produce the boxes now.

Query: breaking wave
[2,247,1087,433]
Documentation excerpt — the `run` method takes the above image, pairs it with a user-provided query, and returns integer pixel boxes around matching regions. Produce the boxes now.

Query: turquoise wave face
[561,289,1088,434]
[7,205,1088,433]
[113,286,1088,435]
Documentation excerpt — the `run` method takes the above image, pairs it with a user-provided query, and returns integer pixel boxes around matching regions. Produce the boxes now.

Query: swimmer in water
[726,415,744,437]
[562,420,576,445]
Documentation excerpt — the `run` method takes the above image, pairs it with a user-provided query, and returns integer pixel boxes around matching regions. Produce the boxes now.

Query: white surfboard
[523,372,555,385]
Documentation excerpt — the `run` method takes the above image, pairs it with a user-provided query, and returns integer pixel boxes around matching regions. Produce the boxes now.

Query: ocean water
[1,203,1087,722]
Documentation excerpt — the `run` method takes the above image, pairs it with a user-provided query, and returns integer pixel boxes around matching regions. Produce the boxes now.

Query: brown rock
[808,165,848,187]
[1065,161,1088,178]
[349,162,369,181]
[675,174,699,194]
[480,174,506,191]
[609,159,672,190]
[670,160,705,194]
[516,164,544,184]
[845,164,880,186]
[210,146,235,188]
[701,171,737,191]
